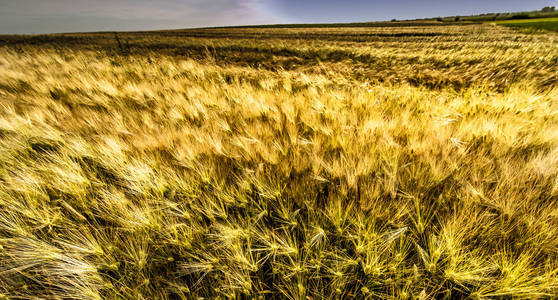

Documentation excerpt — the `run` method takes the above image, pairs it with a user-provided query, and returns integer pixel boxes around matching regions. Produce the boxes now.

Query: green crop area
[495,17,558,32]
[1,22,558,299]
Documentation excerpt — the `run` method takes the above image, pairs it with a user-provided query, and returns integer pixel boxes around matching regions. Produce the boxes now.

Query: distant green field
[495,17,558,32]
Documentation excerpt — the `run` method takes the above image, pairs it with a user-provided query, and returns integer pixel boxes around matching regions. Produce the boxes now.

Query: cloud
[0,0,280,33]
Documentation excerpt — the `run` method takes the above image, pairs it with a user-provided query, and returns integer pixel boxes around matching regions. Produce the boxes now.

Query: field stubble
[0,24,558,299]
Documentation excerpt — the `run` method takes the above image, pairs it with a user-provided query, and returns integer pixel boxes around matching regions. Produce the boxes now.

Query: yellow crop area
[0,24,557,299]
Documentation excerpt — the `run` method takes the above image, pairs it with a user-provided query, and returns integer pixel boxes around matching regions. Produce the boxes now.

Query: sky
[0,0,556,34]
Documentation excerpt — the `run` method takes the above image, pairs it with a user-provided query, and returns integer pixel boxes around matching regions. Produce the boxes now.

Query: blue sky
[269,0,557,23]
[0,0,556,34]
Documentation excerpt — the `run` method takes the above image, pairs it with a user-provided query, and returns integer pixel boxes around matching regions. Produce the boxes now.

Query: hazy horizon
[1,0,557,34]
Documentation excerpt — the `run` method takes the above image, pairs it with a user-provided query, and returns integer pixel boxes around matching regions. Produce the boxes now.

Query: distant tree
[391,18,397,22]
[454,16,460,22]
[510,13,530,20]
[541,6,556,12]
[436,17,443,22]
[492,13,500,21]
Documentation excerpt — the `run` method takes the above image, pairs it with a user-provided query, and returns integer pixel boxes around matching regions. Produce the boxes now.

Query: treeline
[427,7,558,23]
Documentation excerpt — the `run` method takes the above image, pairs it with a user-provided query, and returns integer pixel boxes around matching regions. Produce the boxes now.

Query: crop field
[0,23,557,299]
[495,17,558,33]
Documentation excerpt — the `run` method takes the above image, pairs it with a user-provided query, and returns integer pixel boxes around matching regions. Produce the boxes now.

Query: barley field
[0,23,557,299]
